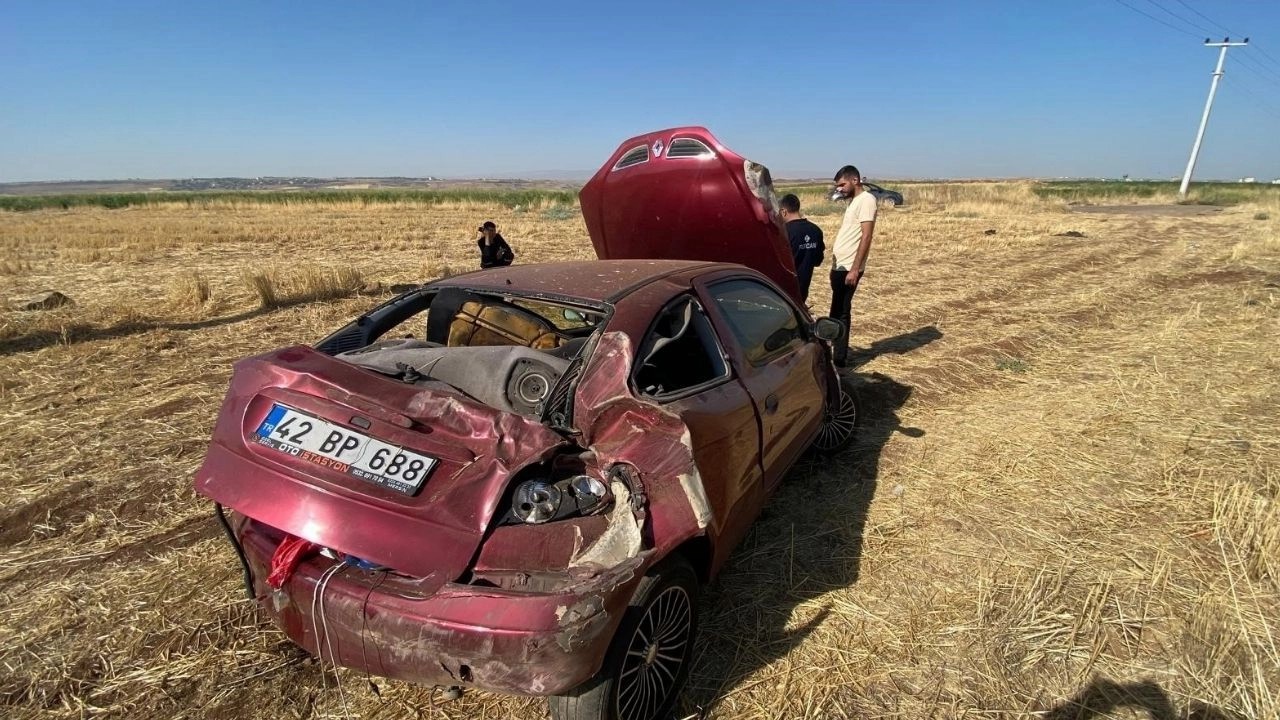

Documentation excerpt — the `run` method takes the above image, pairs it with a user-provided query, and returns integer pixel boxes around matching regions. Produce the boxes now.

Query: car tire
[811,374,861,454]
[549,557,699,720]
[880,196,898,208]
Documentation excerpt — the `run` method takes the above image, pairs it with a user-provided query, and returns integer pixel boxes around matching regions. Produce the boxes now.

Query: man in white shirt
[828,165,878,367]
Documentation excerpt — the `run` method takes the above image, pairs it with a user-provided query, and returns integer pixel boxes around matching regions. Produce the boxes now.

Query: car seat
[426,288,565,350]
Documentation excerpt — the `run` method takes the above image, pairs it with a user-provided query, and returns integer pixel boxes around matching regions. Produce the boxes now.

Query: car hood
[579,126,801,302]
[194,346,568,589]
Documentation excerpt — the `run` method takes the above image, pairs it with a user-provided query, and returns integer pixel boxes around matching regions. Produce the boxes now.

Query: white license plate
[253,404,437,495]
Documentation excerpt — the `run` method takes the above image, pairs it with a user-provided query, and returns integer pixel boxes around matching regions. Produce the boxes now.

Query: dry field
[1,183,1278,719]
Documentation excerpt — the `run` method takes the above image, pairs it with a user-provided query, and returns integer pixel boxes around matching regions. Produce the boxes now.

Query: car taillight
[507,473,613,525]
[512,480,562,524]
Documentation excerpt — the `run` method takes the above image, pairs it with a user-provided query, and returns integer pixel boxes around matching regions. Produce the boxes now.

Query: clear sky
[2,0,1278,182]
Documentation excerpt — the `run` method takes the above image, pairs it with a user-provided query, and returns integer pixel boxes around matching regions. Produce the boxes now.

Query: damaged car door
[700,276,826,494]
[631,293,765,573]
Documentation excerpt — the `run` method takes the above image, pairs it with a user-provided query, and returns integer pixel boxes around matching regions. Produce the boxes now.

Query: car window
[509,298,600,331]
[709,279,804,365]
[634,296,729,399]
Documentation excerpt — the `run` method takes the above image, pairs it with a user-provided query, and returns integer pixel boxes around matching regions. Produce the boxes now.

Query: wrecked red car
[195,127,860,720]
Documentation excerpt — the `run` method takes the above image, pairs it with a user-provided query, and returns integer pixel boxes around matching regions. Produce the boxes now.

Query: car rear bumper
[237,519,642,695]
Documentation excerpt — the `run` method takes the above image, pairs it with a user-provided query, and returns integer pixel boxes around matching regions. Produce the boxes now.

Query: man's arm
[846,220,875,285]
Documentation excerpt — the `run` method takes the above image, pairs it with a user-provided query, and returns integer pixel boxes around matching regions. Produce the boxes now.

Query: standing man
[779,193,824,304]
[828,165,877,367]
[476,221,515,269]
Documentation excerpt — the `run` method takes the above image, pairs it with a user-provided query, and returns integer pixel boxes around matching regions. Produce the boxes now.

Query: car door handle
[765,394,779,414]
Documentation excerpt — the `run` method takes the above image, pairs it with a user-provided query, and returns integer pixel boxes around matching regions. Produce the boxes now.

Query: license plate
[253,404,436,495]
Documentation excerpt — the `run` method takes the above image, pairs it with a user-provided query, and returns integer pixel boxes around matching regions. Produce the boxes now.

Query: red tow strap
[267,534,319,589]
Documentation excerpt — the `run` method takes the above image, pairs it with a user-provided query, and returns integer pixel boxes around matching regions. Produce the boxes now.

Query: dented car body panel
[195,345,569,588]
[194,129,846,706]
[235,517,642,695]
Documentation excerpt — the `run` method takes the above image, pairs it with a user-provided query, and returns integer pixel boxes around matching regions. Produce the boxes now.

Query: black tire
[881,196,898,208]
[811,374,861,454]
[549,557,699,720]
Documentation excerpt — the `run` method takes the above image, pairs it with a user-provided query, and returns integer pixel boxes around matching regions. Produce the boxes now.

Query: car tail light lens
[568,474,610,514]
[506,471,614,525]
[512,480,562,524]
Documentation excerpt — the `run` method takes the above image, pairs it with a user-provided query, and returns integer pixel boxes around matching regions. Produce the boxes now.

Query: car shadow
[0,290,381,356]
[680,370,918,717]
[1043,677,1245,720]
[0,308,280,356]
[845,324,942,370]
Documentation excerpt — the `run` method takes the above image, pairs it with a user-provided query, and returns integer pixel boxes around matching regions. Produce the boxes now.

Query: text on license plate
[253,404,436,495]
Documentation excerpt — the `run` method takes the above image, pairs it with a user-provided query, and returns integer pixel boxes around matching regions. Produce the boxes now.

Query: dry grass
[0,186,1276,719]
[243,266,363,309]
[167,272,211,311]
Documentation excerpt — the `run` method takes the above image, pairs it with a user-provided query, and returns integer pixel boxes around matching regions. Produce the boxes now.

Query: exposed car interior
[333,288,602,418]
[634,295,728,398]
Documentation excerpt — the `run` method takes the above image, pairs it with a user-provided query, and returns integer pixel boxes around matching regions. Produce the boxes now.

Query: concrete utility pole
[1179,37,1248,200]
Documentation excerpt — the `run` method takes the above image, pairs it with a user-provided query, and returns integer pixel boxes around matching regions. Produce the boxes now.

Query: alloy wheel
[615,585,693,720]
[813,382,859,452]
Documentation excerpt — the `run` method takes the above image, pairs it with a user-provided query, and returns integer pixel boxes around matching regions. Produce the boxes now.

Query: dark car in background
[864,181,905,207]
[194,127,861,720]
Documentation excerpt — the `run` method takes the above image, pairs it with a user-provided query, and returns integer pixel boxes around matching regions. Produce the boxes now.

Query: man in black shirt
[779,194,824,303]
[476,221,515,269]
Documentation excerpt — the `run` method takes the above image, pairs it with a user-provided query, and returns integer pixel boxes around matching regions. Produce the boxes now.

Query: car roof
[432,259,743,304]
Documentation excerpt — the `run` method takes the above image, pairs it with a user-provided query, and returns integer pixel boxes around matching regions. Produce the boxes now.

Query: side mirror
[812,317,842,342]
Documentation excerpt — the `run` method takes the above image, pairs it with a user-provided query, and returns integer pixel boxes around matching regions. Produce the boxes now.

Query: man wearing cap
[779,193,824,303]
[828,165,877,367]
[476,221,515,269]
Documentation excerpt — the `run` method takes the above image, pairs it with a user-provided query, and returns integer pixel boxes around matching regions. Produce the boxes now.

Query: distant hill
[0,177,582,196]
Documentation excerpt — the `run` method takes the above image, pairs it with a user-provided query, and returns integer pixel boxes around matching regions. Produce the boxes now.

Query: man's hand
[844,270,863,287]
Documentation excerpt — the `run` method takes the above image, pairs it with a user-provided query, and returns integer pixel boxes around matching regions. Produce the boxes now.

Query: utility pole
[1179,37,1248,200]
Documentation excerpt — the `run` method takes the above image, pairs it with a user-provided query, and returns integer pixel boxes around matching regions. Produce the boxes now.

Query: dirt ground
[1,186,1277,719]
[1066,204,1226,216]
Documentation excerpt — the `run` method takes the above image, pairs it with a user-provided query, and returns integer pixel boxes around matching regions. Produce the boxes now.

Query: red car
[195,127,860,720]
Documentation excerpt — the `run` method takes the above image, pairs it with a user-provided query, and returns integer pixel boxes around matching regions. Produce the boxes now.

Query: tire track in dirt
[851,222,1216,402]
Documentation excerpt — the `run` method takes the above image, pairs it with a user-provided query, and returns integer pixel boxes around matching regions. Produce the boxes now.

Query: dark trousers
[797,267,814,303]
[828,269,863,363]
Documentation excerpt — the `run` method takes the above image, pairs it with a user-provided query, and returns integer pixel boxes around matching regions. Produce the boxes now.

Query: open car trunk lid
[194,345,567,588]
[579,126,801,302]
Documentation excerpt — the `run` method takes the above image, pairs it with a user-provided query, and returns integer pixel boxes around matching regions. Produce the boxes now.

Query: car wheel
[549,557,698,720]
[880,196,898,208]
[811,374,861,454]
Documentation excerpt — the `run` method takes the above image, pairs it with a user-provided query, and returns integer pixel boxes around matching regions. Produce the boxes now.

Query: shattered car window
[635,296,728,398]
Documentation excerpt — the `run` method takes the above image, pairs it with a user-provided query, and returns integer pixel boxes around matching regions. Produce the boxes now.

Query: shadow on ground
[0,307,273,356]
[846,324,943,370]
[681,366,919,717]
[1044,677,1246,720]
[0,287,397,356]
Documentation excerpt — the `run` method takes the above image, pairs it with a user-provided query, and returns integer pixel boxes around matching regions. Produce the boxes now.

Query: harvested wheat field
[1,183,1278,719]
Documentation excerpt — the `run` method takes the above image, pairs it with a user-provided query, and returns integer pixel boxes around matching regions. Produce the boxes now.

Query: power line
[1248,43,1280,75]
[1112,0,1202,38]
[1172,0,1234,36]
[1222,75,1280,123]
[1233,54,1280,90]
[1163,0,1280,76]
[1140,0,1211,36]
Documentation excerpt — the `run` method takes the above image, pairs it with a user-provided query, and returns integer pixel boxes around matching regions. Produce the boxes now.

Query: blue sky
[2,0,1278,182]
